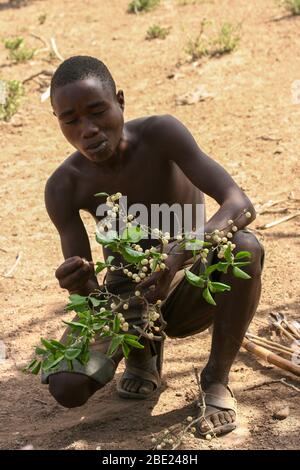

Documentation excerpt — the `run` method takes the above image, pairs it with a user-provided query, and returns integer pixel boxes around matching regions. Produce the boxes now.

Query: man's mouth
[86,140,108,153]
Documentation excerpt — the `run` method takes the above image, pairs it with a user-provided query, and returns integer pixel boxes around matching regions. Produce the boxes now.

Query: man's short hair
[50,55,116,102]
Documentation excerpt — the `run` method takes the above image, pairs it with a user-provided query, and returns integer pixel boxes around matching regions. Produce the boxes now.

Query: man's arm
[139,115,256,302]
[45,169,100,296]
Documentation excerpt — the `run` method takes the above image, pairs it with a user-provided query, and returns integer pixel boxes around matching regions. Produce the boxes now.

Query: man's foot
[197,376,237,437]
[117,340,163,399]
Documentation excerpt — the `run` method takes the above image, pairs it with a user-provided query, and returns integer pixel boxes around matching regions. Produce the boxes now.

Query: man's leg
[48,340,124,408]
[163,230,264,436]
[198,230,263,435]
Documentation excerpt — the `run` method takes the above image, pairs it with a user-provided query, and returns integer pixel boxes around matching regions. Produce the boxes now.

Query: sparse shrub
[186,21,240,61]
[146,24,170,40]
[0,79,24,121]
[38,13,47,25]
[4,36,35,62]
[282,0,300,14]
[128,0,160,14]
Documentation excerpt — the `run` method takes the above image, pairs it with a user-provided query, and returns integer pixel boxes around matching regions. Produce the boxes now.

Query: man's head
[51,56,125,163]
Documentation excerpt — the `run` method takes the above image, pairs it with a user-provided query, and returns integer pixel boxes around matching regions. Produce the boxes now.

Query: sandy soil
[0,0,299,450]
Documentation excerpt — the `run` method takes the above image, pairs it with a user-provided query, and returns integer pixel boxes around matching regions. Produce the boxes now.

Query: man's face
[52,77,124,164]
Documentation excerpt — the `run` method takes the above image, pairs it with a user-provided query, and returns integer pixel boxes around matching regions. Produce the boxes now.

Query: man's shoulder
[127,114,178,139]
[45,152,84,212]
[45,152,81,192]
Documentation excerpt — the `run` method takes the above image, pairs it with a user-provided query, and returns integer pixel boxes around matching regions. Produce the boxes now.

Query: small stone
[273,406,290,420]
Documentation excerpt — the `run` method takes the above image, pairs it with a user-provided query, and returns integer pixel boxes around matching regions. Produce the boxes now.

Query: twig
[2,252,22,278]
[257,135,283,142]
[255,199,286,215]
[244,378,300,392]
[280,378,300,393]
[246,333,295,354]
[30,33,49,49]
[33,398,49,405]
[244,379,282,391]
[256,212,300,230]
[22,69,53,85]
[0,247,7,253]
[50,37,64,61]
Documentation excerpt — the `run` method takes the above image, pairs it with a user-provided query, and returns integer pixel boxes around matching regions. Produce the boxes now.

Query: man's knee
[49,372,96,408]
[233,230,264,276]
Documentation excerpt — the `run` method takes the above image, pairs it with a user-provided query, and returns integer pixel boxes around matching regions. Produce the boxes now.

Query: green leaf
[216,262,229,273]
[224,245,233,263]
[92,322,105,331]
[49,340,65,351]
[31,361,41,375]
[106,255,115,265]
[96,230,118,245]
[235,251,251,260]
[123,334,141,340]
[64,348,81,360]
[124,338,145,349]
[113,315,121,333]
[184,269,205,287]
[107,336,123,357]
[121,246,146,263]
[232,266,251,280]
[89,296,103,307]
[66,294,89,311]
[121,226,145,243]
[40,338,57,352]
[202,287,216,306]
[42,355,64,372]
[35,347,48,356]
[94,192,109,197]
[233,261,251,267]
[95,261,108,274]
[80,350,90,365]
[122,342,131,359]
[210,282,231,293]
[62,320,88,330]
[205,263,219,276]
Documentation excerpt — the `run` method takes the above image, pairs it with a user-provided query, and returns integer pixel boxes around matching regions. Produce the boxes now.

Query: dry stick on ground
[246,333,295,354]
[245,338,294,357]
[256,212,300,230]
[171,367,217,449]
[2,252,22,278]
[242,338,300,377]
[280,378,300,393]
[50,38,64,61]
[22,70,53,85]
[255,199,286,215]
[244,378,300,392]
[269,315,297,342]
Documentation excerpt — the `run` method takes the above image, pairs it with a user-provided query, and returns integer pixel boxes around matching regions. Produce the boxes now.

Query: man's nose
[81,118,99,139]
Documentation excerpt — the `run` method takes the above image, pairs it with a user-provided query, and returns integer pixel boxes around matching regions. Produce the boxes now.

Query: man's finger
[55,257,84,279]
[59,267,91,290]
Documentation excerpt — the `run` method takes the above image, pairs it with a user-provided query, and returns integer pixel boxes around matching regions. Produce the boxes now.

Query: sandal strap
[201,386,237,413]
[123,357,160,388]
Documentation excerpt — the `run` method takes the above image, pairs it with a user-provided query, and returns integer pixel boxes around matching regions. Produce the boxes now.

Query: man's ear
[116,90,125,111]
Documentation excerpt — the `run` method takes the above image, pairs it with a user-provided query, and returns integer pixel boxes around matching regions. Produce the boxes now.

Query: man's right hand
[55,256,95,294]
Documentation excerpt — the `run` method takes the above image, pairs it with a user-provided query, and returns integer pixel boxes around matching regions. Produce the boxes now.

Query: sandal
[198,385,237,437]
[117,340,164,399]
